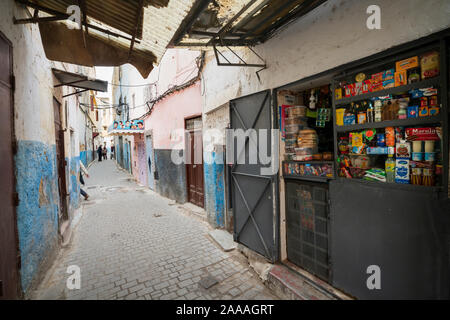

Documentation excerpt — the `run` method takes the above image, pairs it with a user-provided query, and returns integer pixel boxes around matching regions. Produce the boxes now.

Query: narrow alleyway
[33,160,278,300]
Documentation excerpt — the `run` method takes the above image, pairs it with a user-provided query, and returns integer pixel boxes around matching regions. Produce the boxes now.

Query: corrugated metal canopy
[170,0,327,47]
[53,68,108,92]
[26,0,170,39]
[15,0,197,78]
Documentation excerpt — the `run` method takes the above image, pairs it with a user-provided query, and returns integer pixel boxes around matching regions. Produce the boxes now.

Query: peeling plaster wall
[0,0,60,293]
[203,103,230,228]
[0,0,91,294]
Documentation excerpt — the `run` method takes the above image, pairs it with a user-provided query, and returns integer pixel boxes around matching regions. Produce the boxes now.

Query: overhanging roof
[15,0,197,78]
[170,0,327,47]
[53,68,108,93]
[24,0,170,39]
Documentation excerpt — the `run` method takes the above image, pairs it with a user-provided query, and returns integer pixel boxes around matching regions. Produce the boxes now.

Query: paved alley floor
[34,160,278,300]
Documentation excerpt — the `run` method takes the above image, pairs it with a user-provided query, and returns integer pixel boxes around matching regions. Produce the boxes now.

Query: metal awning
[14,0,197,78]
[108,130,144,136]
[53,68,108,97]
[170,0,327,47]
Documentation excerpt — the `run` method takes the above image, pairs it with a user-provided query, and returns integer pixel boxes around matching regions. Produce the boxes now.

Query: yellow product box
[336,108,345,126]
[395,71,407,87]
[396,56,419,71]
[335,88,343,100]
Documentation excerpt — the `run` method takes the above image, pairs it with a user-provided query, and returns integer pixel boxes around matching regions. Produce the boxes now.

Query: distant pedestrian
[79,160,89,200]
[103,145,107,160]
[111,144,115,159]
[97,145,102,162]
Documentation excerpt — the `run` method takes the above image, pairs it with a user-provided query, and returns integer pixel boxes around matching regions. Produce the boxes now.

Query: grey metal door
[230,90,277,261]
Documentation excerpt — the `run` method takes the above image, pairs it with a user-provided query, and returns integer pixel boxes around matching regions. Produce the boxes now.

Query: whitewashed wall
[202,0,450,114]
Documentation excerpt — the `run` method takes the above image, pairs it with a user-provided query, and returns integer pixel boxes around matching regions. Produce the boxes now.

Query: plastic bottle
[385,155,395,183]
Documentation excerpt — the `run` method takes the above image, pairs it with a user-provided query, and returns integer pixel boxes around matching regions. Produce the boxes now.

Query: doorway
[185,116,204,208]
[53,98,68,222]
[0,31,20,299]
[146,134,155,190]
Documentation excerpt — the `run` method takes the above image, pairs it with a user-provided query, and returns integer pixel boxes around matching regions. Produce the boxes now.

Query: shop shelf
[334,77,440,106]
[336,177,442,192]
[335,115,442,132]
[283,175,331,183]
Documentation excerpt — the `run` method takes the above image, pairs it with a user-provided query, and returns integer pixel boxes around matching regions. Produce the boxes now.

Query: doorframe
[0,30,22,299]
[53,97,69,222]
[184,115,205,208]
[144,130,155,189]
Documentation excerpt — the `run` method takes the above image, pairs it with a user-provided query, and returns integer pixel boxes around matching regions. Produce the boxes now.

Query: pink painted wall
[145,82,202,150]
[132,134,147,185]
[128,49,203,186]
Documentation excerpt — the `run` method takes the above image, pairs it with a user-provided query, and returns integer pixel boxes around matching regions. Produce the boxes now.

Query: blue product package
[408,105,419,118]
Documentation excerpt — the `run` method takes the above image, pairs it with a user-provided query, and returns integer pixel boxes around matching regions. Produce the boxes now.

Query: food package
[287,105,307,118]
[383,69,395,81]
[335,88,343,100]
[395,159,410,184]
[385,127,395,147]
[405,127,440,141]
[336,108,345,126]
[396,142,411,159]
[382,78,395,89]
[364,168,386,182]
[285,124,304,133]
[351,132,363,147]
[362,80,372,93]
[395,71,407,87]
[419,106,429,117]
[343,114,356,125]
[420,51,440,79]
[366,147,389,155]
[344,84,354,97]
[278,90,298,106]
[396,56,419,71]
[429,107,440,116]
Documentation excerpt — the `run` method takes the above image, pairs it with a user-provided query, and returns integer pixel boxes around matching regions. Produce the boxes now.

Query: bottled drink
[385,155,395,183]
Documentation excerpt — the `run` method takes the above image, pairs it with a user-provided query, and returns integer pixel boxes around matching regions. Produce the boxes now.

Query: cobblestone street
[33,160,278,300]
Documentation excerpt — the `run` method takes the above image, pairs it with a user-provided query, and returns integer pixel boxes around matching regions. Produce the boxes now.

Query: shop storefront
[277,30,449,299]
[230,28,450,300]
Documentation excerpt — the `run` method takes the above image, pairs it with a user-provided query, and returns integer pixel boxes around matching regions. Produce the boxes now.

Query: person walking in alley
[111,144,115,160]
[103,144,107,160]
[79,160,89,201]
[97,145,103,162]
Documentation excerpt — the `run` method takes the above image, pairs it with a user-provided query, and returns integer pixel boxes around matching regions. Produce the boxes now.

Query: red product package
[344,84,355,97]
[405,127,440,141]
[362,79,373,93]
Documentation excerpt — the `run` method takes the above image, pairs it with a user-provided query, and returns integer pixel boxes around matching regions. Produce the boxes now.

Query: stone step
[266,264,337,300]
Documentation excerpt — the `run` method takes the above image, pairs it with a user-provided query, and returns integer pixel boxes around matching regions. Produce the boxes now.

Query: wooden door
[145,135,155,190]
[0,32,20,300]
[185,117,204,208]
[53,98,68,222]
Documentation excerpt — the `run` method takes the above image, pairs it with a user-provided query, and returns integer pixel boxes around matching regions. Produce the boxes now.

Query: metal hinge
[11,75,15,91]
[13,192,19,207]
